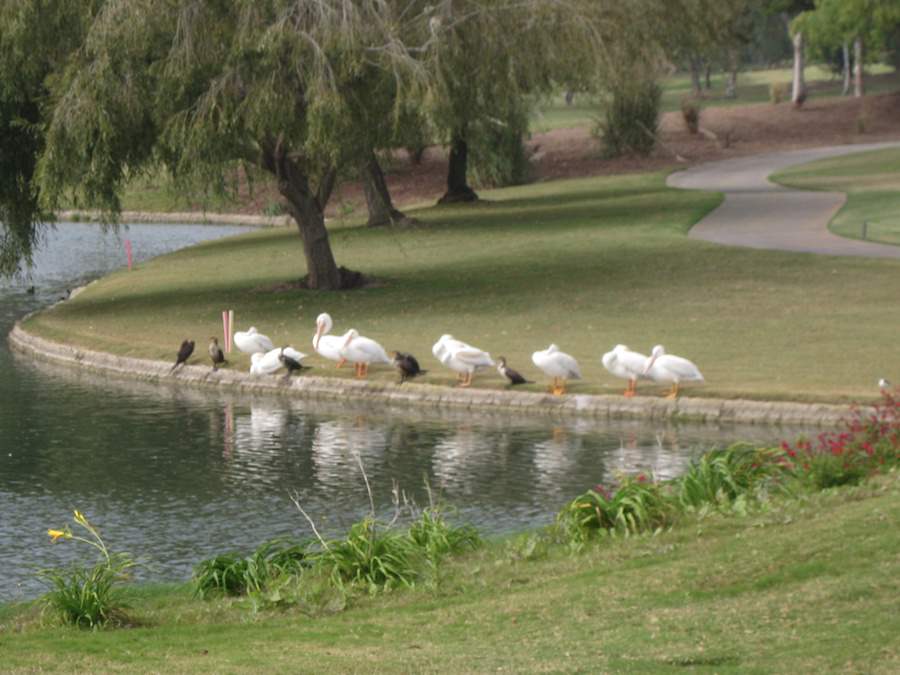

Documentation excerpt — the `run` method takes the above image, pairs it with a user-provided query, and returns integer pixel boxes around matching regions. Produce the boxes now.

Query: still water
[1,222,795,601]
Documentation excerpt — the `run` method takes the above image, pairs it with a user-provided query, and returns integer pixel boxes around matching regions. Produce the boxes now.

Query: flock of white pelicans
[223,312,704,399]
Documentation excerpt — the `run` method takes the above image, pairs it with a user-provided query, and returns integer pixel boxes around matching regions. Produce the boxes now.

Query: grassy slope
[3,472,899,673]
[25,172,900,402]
[772,147,900,246]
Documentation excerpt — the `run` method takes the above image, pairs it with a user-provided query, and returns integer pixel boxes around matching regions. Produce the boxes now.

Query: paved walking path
[667,142,900,258]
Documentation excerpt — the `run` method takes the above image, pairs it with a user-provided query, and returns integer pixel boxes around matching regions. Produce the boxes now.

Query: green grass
[533,64,899,132]
[3,471,898,673]
[25,171,900,402]
[772,147,900,246]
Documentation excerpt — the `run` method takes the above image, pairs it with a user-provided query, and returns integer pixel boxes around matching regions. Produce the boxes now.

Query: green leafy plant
[676,443,788,509]
[39,510,135,628]
[193,538,309,599]
[558,473,676,546]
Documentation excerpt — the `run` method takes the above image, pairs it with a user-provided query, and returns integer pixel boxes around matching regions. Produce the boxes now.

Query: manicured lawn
[3,471,898,673]
[772,147,900,246]
[24,171,900,402]
[534,64,899,132]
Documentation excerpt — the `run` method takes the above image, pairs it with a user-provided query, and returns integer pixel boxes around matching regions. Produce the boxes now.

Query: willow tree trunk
[854,36,864,97]
[842,43,851,96]
[361,151,414,227]
[791,30,806,105]
[262,144,345,290]
[438,132,478,204]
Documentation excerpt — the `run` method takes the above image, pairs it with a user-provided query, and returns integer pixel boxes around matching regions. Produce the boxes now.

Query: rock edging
[8,323,854,427]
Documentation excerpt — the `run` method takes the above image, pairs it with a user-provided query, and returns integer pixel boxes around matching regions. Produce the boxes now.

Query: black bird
[279,347,309,380]
[208,337,227,371]
[497,356,531,386]
[171,339,195,372]
[392,351,426,383]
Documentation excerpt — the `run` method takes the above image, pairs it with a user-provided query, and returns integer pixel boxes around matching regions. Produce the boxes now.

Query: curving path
[668,142,900,259]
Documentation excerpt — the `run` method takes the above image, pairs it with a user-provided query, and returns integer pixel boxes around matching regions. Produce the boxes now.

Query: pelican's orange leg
[665,382,679,399]
[555,379,567,396]
[336,358,346,369]
[624,379,636,398]
[362,363,369,378]
[459,371,472,388]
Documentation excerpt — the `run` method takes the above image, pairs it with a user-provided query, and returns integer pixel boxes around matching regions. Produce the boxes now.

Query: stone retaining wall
[8,323,855,427]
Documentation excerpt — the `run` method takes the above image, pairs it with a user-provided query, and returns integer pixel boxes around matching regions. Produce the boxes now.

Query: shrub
[320,517,420,591]
[558,473,676,545]
[470,102,532,188]
[193,538,310,599]
[676,443,789,509]
[780,391,899,490]
[39,510,135,628]
[680,97,701,135]
[769,82,790,104]
[595,79,661,158]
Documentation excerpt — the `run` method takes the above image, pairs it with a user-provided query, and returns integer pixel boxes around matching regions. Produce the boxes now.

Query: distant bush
[470,103,532,188]
[681,97,701,134]
[595,79,661,158]
[769,82,790,104]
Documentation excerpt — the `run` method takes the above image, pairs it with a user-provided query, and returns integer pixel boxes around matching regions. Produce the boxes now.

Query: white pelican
[340,329,391,378]
[312,313,346,368]
[234,326,274,355]
[532,344,581,395]
[250,348,283,375]
[602,344,648,397]
[432,334,495,387]
[642,345,704,399]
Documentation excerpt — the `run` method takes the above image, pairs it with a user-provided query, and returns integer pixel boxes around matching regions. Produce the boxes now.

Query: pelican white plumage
[602,344,648,397]
[233,326,274,355]
[312,313,346,367]
[340,329,391,378]
[532,344,581,395]
[249,348,283,375]
[641,345,704,398]
[432,334,495,387]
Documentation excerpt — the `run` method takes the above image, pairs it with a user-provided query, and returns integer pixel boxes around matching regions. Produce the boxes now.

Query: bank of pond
[11,391,897,631]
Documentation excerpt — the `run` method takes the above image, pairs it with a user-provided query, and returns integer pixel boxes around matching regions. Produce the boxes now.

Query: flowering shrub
[780,391,899,490]
[676,443,788,509]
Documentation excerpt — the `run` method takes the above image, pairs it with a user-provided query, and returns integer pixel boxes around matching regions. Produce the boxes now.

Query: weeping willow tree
[418,0,615,203]
[37,0,435,289]
[0,0,98,276]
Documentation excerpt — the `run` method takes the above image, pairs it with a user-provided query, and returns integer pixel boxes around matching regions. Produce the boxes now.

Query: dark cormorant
[171,339,195,372]
[279,347,309,380]
[208,337,227,371]
[392,351,426,383]
[497,356,531,386]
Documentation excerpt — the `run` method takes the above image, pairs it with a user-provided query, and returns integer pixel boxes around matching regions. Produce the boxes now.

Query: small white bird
[340,328,391,378]
[432,334,495,387]
[879,378,891,391]
[312,312,346,367]
[233,326,274,355]
[532,344,581,395]
[641,345,704,399]
[602,344,648,397]
[249,348,284,375]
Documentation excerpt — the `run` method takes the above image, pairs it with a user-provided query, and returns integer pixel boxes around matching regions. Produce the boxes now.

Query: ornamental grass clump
[39,510,135,629]
[558,473,676,546]
[192,538,310,599]
[781,390,899,490]
[676,443,789,509]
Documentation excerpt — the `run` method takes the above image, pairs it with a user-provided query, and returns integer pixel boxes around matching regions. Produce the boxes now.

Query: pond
[1,222,799,602]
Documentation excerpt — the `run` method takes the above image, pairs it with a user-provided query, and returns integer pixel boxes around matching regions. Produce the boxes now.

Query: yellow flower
[47,529,69,542]
[73,510,87,525]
